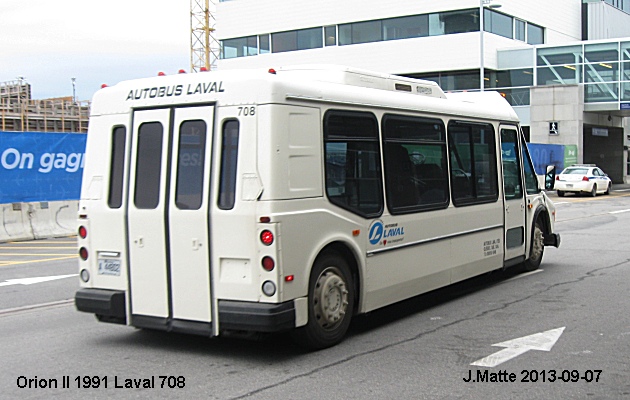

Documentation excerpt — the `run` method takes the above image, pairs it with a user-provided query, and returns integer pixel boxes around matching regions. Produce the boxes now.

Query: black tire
[590,184,597,197]
[557,190,565,197]
[604,183,611,195]
[291,252,354,350]
[522,220,544,272]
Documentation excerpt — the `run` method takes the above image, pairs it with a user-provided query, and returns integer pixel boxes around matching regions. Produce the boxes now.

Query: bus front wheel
[522,220,544,272]
[292,253,354,350]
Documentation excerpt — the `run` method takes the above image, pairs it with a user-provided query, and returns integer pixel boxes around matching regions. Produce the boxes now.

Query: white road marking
[0,274,77,287]
[471,327,565,368]
[609,209,630,214]
[502,269,543,283]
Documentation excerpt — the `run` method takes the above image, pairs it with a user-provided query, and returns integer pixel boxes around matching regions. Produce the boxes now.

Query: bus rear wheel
[292,253,354,350]
[522,220,544,272]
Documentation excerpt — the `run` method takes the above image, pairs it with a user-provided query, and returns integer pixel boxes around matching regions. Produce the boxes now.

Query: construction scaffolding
[190,0,220,72]
[0,80,90,133]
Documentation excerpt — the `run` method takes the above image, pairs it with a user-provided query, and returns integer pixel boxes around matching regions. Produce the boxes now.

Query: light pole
[72,78,77,104]
[480,0,501,92]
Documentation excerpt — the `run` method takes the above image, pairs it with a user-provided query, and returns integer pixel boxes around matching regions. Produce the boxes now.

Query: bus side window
[108,126,126,209]
[448,122,498,206]
[382,114,448,213]
[323,110,383,218]
[218,120,240,210]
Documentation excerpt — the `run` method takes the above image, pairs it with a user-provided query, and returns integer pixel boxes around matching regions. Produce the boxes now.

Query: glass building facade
[221,8,544,59]
[493,39,630,107]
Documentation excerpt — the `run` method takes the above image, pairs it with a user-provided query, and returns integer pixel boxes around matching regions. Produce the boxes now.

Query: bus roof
[90,65,519,122]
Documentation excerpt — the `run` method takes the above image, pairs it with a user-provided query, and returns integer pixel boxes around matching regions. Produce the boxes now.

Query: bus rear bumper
[75,288,127,325]
[75,289,300,333]
[218,300,296,333]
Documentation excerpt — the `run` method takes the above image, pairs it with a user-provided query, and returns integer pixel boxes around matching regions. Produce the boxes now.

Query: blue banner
[1,131,87,203]
[526,143,565,175]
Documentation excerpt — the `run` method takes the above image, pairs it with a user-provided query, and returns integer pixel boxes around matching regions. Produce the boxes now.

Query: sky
[1,0,191,101]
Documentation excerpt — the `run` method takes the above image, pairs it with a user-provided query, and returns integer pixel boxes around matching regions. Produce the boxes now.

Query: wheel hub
[314,269,349,329]
[531,227,544,260]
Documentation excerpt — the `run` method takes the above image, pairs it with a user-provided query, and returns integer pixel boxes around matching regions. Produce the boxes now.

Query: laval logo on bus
[369,220,406,246]
[368,220,384,245]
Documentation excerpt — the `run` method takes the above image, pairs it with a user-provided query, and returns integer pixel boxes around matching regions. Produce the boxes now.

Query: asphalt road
[1,189,630,399]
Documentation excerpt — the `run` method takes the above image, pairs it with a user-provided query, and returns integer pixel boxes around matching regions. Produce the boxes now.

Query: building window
[382,14,429,41]
[382,115,448,213]
[339,20,382,45]
[492,69,534,87]
[514,19,526,42]
[585,42,619,63]
[323,110,383,217]
[537,46,582,85]
[324,25,336,46]
[221,36,257,59]
[485,9,513,39]
[219,9,544,58]
[448,121,498,206]
[496,88,531,107]
[585,82,619,103]
[430,9,479,36]
[272,27,323,53]
[259,34,270,54]
[527,23,544,45]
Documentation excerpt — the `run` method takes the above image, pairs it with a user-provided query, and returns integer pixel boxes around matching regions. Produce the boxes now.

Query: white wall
[587,2,630,40]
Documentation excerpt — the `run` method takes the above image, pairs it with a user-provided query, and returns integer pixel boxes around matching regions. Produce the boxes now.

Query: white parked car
[555,165,612,197]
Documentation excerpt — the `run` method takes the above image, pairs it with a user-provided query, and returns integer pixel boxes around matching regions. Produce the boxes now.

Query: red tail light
[260,230,274,246]
[79,247,89,260]
[556,176,559,180]
[582,176,590,182]
[78,226,87,239]
[262,256,275,271]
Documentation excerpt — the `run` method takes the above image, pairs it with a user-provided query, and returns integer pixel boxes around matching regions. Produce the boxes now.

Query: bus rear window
[134,122,164,209]
[108,126,126,209]
[218,120,240,210]
[175,120,207,210]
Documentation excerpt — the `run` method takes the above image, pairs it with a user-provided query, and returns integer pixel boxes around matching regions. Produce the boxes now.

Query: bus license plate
[98,258,121,276]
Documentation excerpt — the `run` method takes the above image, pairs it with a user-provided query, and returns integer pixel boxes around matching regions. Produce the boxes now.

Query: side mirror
[545,165,556,190]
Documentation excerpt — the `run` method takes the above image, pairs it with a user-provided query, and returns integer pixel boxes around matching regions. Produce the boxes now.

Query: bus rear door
[127,105,215,335]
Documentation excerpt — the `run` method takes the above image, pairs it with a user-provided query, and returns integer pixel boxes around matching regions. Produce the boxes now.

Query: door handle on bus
[134,236,144,248]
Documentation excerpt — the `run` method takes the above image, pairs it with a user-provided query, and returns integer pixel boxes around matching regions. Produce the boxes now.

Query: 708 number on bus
[238,106,256,116]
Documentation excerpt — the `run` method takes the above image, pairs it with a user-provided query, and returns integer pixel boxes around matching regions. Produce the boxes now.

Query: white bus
[75,65,560,349]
